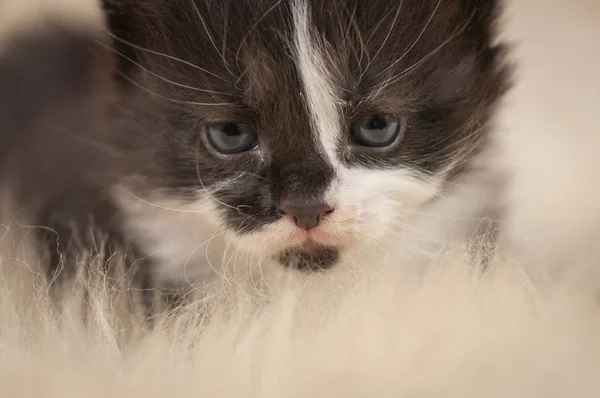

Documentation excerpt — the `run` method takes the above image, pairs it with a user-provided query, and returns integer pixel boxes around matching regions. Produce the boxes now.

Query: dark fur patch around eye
[417,106,452,130]
[341,105,462,172]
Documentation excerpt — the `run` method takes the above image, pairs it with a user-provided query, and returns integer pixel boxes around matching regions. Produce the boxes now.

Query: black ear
[460,0,506,71]
[461,0,503,46]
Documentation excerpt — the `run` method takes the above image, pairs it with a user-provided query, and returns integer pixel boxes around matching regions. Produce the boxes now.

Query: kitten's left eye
[206,123,258,154]
[350,115,404,148]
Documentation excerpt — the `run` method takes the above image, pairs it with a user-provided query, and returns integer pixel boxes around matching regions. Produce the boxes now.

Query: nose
[280,202,334,230]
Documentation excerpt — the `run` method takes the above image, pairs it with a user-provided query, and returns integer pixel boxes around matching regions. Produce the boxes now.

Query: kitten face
[106,0,508,273]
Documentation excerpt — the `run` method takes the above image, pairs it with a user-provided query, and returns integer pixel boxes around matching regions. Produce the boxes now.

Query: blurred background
[498,0,600,276]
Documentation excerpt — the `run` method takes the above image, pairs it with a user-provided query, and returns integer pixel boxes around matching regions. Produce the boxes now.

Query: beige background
[499,0,600,273]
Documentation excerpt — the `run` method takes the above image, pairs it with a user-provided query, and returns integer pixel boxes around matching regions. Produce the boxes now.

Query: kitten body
[0,0,510,288]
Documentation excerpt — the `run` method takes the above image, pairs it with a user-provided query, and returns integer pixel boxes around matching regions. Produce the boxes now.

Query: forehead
[111,0,507,215]
[115,0,502,177]
[132,0,471,105]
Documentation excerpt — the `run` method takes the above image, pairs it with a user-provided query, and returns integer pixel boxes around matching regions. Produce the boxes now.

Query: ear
[460,0,507,72]
[461,0,503,46]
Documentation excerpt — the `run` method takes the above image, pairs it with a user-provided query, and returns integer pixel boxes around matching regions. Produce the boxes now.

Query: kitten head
[105,0,509,272]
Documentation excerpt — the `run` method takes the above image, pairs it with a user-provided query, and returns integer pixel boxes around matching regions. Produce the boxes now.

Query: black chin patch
[277,245,340,271]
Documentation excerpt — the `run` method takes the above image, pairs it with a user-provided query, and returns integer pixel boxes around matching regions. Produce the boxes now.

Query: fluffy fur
[1,0,600,396]
[2,235,600,397]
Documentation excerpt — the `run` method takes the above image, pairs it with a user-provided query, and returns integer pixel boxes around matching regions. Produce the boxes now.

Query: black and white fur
[0,0,510,288]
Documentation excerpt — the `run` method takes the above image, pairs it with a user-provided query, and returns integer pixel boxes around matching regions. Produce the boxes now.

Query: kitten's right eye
[206,123,258,155]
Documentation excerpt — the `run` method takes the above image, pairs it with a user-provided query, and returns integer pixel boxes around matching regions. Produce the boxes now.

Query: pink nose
[281,203,335,230]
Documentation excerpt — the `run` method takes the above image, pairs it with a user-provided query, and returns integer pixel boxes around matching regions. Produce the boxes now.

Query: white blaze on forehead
[292,0,342,166]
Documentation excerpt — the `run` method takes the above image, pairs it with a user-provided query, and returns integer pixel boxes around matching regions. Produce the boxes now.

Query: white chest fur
[113,187,232,286]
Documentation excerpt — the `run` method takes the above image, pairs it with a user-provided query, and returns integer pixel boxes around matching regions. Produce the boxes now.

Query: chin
[224,202,400,271]
[277,243,340,270]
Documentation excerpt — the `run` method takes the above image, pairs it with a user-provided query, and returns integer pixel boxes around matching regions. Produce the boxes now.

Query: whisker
[118,188,205,214]
[358,0,404,82]
[182,228,225,286]
[221,6,232,76]
[402,116,488,171]
[246,251,262,296]
[234,0,283,70]
[33,124,127,164]
[340,0,368,79]
[237,214,259,232]
[342,0,359,45]
[372,12,473,97]
[393,207,503,223]
[105,31,227,82]
[205,230,242,290]
[223,171,268,183]
[222,242,252,296]
[96,40,236,96]
[370,230,451,256]
[190,0,237,79]
[348,9,369,76]
[256,250,276,294]
[218,238,235,279]
[373,0,442,81]
[194,138,242,211]
[117,72,237,107]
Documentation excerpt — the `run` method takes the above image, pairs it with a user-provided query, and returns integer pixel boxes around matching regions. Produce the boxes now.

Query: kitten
[0,0,510,289]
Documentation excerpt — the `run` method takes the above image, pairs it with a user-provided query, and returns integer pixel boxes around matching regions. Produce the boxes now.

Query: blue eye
[206,123,258,154]
[350,115,404,148]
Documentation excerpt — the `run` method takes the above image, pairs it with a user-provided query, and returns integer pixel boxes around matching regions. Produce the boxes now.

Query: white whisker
[190,0,237,79]
[358,0,404,82]
[105,31,227,82]
[343,1,359,45]
[96,40,235,96]
[182,228,224,286]
[373,0,442,81]
[118,72,237,107]
[119,188,204,214]
[372,12,473,97]
[234,0,283,69]
[348,8,369,76]
[194,138,244,211]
